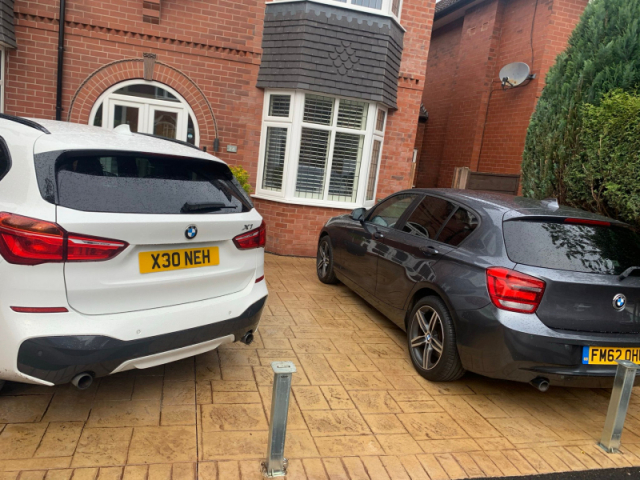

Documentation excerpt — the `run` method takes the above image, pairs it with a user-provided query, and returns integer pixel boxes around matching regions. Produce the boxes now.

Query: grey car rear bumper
[456,304,640,387]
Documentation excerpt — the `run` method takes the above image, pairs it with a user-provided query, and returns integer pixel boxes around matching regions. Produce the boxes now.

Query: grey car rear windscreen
[503,220,640,275]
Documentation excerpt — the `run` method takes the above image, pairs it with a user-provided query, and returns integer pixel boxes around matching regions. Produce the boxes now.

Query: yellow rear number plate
[139,247,219,274]
[583,346,640,365]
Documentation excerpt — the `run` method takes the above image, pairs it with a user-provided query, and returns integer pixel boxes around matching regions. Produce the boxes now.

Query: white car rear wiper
[619,266,640,281]
[180,202,236,213]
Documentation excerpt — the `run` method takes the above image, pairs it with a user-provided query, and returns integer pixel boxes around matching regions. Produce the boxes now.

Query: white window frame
[366,134,384,205]
[268,0,404,23]
[89,79,200,145]
[255,89,387,209]
[0,46,5,114]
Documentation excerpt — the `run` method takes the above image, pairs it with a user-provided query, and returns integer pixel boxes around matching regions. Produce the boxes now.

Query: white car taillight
[233,222,267,250]
[0,212,128,265]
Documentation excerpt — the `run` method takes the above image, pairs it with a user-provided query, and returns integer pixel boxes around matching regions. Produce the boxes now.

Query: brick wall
[474,0,551,176]
[415,0,588,188]
[7,0,437,258]
[7,0,265,172]
[376,0,436,201]
[434,0,504,189]
[254,198,350,258]
[414,17,463,188]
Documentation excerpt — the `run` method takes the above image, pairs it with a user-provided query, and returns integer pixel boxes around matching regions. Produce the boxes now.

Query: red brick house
[1,0,436,257]
[414,0,589,190]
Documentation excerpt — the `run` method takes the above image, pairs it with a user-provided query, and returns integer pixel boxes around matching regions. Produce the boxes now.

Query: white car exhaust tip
[71,372,94,390]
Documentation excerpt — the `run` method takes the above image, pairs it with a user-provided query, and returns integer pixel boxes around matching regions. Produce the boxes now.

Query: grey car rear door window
[402,195,455,240]
[437,207,479,246]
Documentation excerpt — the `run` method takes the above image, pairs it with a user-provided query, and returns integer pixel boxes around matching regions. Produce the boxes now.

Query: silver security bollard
[599,360,640,453]
[261,361,296,478]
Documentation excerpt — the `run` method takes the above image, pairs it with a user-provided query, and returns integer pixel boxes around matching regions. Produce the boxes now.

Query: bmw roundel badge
[185,225,198,240]
[613,293,627,311]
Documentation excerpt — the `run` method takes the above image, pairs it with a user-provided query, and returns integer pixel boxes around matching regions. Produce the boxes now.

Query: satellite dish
[499,62,532,88]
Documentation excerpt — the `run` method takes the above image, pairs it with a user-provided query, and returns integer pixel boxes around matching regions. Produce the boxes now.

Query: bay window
[256,90,387,208]
[269,0,402,21]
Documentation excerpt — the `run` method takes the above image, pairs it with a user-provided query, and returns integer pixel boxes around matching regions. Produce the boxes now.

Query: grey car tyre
[407,296,465,382]
[0,380,4,393]
[316,236,339,284]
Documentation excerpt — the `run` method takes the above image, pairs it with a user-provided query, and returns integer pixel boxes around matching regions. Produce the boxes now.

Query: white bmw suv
[0,115,267,390]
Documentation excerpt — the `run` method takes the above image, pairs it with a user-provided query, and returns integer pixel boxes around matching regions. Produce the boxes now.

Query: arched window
[89,80,199,145]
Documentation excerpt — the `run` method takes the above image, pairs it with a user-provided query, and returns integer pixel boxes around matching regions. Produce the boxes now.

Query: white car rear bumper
[0,277,267,385]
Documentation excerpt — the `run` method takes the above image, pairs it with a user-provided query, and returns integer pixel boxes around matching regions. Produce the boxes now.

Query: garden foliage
[230,165,253,194]
[521,0,640,224]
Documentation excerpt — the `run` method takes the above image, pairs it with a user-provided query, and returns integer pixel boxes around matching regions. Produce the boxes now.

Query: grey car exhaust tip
[530,377,550,392]
[71,372,94,390]
[241,331,254,345]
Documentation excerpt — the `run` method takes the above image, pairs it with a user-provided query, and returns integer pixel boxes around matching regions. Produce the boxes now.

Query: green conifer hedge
[521,0,640,223]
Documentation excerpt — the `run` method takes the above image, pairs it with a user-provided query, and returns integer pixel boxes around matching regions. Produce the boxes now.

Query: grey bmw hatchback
[316,189,640,389]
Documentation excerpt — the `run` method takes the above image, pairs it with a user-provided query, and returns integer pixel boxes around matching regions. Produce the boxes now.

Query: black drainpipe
[55,0,66,121]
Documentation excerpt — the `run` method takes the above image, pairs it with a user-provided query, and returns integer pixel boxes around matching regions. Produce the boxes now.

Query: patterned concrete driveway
[2,254,640,480]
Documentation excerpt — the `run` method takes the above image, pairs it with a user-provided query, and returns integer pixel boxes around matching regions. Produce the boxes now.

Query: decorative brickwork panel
[257,1,403,109]
[143,0,161,24]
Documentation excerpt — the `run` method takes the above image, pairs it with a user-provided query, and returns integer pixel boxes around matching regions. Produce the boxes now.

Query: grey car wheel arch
[404,282,460,332]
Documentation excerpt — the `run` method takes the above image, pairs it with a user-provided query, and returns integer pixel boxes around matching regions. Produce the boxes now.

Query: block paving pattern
[2,254,640,479]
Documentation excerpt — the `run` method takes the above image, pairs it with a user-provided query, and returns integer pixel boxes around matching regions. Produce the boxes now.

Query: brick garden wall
[415,0,589,188]
[253,198,350,258]
[7,0,437,258]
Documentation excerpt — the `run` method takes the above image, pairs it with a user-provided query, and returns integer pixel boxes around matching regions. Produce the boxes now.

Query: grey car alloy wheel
[410,305,445,371]
[316,237,338,284]
[317,242,330,278]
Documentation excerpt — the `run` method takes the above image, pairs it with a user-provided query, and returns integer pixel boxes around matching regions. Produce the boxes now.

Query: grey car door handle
[373,231,384,239]
[420,245,439,255]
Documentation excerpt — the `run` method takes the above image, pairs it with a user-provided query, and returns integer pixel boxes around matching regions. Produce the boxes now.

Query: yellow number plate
[139,247,219,274]
[583,346,640,365]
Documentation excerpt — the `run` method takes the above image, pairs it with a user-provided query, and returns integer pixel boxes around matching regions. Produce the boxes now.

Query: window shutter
[262,127,288,192]
[351,0,383,9]
[295,128,331,199]
[303,95,334,125]
[366,139,382,201]
[337,100,368,130]
[329,133,364,202]
[269,95,291,118]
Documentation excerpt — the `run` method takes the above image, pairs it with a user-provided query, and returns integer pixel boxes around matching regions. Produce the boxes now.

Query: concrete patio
[1,253,640,479]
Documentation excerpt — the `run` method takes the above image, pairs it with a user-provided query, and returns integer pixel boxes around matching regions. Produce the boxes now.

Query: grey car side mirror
[350,208,366,223]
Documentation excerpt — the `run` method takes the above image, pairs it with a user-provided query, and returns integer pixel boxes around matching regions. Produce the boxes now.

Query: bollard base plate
[260,459,288,478]
[598,443,620,454]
